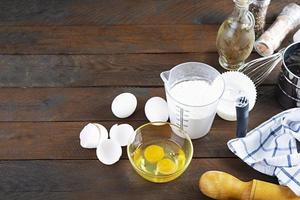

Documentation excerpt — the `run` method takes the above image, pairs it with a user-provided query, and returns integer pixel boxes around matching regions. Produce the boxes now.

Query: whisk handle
[236,96,249,138]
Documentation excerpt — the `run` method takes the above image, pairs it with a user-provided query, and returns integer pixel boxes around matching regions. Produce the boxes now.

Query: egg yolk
[144,145,164,163]
[157,158,177,175]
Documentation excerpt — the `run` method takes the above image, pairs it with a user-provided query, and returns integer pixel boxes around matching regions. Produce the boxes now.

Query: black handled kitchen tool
[236,96,249,138]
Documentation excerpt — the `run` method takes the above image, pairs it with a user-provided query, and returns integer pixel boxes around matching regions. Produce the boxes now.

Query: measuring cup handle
[160,71,170,83]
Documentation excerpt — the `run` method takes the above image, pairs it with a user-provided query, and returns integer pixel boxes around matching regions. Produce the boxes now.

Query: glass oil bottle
[216,0,255,70]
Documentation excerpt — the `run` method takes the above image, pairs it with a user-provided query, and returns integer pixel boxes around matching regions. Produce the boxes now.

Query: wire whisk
[239,49,285,86]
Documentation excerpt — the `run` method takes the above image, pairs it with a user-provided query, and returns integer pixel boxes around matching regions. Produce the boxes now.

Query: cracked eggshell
[93,123,108,143]
[111,93,137,118]
[96,139,122,165]
[109,124,135,147]
[145,97,169,122]
[109,124,119,137]
[79,123,100,149]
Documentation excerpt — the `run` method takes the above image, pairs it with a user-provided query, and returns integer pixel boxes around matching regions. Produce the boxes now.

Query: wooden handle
[199,171,253,200]
[199,171,300,200]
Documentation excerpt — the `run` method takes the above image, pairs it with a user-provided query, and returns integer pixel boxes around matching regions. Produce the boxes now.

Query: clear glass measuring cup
[160,62,225,139]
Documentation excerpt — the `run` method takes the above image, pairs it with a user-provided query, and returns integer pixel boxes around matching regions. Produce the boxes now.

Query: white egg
[111,93,137,118]
[109,124,135,147]
[79,123,101,149]
[145,97,169,122]
[96,139,122,165]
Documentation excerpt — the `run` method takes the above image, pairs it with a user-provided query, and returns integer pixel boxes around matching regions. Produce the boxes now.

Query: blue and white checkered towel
[228,108,300,196]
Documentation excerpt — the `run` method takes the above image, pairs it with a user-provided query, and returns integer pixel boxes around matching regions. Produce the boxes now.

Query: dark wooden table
[0,0,296,199]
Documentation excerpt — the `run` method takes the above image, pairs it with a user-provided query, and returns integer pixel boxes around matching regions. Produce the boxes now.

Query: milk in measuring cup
[167,79,223,139]
[161,62,224,139]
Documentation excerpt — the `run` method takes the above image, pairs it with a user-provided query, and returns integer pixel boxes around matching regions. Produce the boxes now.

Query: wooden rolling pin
[199,171,300,200]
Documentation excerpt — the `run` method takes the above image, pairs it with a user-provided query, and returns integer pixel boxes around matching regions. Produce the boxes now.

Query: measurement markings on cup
[175,105,190,129]
[183,112,190,128]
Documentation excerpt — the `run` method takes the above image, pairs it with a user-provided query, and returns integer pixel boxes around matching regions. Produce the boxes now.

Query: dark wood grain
[0,159,277,200]
[0,86,283,159]
[0,86,281,122]
[0,87,161,122]
[0,25,292,55]
[0,25,218,54]
[0,53,283,87]
[0,118,276,159]
[0,53,221,87]
[0,120,260,159]
[0,1,291,199]
[0,0,293,25]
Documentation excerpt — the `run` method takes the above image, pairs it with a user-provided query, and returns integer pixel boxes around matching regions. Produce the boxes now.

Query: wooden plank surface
[0,25,292,55]
[0,0,294,25]
[0,53,282,87]
[0,0,292,199]
[0,159,276,200]
[0,119,261,159]
[0,53,222,87]
[0,86,281,122]
[0,86,283,159]
[0,25,218,54]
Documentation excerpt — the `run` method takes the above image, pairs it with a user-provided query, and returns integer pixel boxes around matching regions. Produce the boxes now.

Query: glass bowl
[127,122,193,183]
